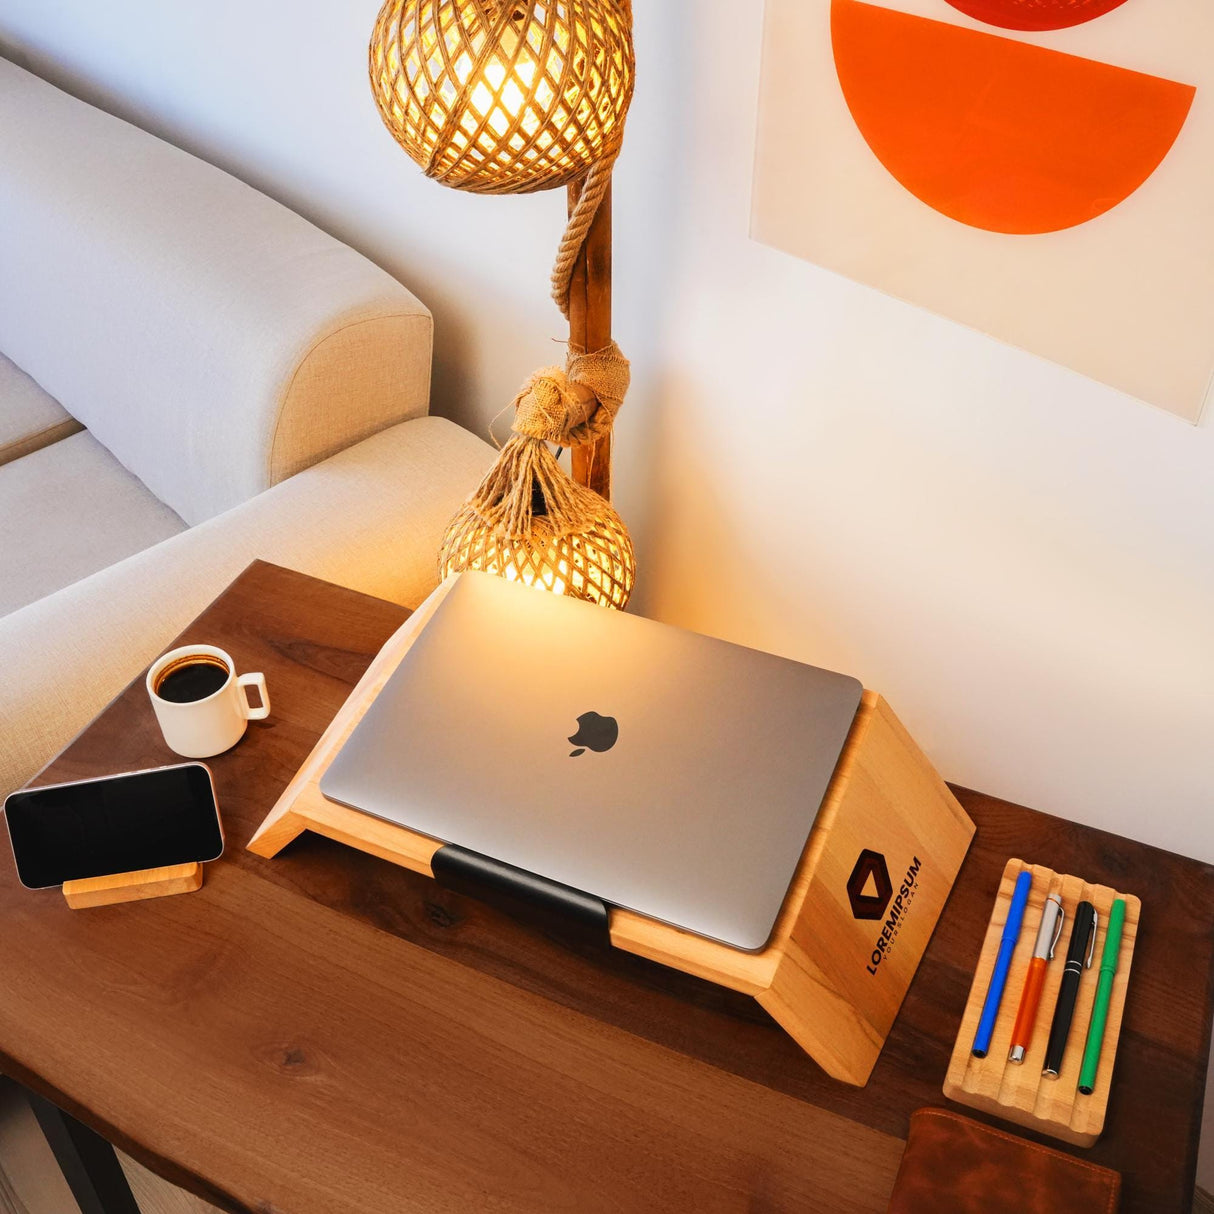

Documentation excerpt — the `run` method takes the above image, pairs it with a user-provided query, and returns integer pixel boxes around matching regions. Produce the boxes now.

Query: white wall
[1,1,1211,865]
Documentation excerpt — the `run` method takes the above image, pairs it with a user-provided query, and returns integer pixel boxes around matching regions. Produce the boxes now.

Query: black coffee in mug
[154,655,230,704]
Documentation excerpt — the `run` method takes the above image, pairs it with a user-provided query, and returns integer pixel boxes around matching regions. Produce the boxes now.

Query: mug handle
[237,672,270,721]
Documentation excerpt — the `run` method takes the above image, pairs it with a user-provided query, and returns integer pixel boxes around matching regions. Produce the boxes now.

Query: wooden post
[567,177,613,501]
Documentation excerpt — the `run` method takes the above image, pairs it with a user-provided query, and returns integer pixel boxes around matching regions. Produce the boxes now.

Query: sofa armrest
[0,58,432,525]
[0,417,492,799]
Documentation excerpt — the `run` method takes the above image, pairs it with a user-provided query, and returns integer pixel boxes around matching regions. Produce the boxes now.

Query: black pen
[1042,900,1098,1078]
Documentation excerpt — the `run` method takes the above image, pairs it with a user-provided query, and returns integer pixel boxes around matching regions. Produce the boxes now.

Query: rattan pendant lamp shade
[370,0,634,195]
[441,480,636,608]
[369,0,636,608]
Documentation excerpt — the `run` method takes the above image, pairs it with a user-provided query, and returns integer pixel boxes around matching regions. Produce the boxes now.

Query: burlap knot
[509,341,630,448]
[439,339,630,546]
[437,338,636,606]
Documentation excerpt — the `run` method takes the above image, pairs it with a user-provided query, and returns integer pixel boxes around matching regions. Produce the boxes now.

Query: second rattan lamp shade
[370,0,634,195]
[441,502,635,608]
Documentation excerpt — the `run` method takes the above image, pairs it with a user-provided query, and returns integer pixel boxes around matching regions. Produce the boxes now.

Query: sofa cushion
[0,416,494,798]
[0,351,82,467]
[0,431,186,616]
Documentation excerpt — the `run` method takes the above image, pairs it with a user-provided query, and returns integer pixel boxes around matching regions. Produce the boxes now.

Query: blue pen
[972,869,1033,1059]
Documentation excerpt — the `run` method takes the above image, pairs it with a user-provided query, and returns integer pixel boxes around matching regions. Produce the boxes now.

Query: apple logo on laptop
[568,711,618,757]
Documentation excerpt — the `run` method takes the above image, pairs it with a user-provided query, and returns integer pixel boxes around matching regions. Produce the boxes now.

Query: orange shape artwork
[831,0,1196,234]
[943,0,1129,32]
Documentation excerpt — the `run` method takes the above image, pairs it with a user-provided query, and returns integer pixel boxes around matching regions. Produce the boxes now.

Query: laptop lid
[320,573,863,951]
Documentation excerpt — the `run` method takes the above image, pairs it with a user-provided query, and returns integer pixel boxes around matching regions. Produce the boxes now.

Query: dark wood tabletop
[2,561,1210,1213]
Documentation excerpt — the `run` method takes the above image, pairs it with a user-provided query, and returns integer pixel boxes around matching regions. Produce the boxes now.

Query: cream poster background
[752,0,1214,422]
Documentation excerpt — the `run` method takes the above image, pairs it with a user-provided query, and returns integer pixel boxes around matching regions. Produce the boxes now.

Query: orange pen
[1008,893,1065,1064]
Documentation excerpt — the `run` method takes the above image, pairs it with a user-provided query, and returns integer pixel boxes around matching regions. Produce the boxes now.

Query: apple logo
[568,711,618,757]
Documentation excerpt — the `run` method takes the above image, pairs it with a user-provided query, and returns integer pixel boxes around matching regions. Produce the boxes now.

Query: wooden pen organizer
[943,858,1140,1146]
[248,573,976,1087]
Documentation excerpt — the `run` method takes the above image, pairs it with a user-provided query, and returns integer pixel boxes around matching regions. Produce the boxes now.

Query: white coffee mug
[146,644,270,758]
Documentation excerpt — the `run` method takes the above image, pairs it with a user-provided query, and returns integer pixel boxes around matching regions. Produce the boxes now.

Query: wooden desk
[1,561,1209,1214]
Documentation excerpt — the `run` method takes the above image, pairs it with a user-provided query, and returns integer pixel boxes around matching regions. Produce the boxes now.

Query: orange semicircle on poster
[831,0,1196,234]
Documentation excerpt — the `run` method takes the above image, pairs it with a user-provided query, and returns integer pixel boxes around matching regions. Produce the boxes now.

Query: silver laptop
[321,573,863,951]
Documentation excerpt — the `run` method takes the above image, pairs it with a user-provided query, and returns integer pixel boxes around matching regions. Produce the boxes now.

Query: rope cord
[549,152,617,318]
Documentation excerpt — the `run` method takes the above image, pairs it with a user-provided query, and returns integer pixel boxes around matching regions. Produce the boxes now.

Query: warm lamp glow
[440,506,635,609]
[369,0,634,195]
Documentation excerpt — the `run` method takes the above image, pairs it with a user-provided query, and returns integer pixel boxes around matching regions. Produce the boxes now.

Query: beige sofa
[0,58,493,796]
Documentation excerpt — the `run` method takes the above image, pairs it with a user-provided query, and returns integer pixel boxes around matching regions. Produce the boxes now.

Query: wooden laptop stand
[249,575,974,1086]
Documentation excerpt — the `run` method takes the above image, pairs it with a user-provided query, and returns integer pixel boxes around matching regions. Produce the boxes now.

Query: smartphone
[3,763,224,889]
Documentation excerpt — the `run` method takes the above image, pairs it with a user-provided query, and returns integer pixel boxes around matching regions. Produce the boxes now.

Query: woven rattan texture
[370,0,634,195]
[440,502,635,608]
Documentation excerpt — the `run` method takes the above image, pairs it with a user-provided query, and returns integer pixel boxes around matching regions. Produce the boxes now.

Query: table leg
[25,1090,140,1214]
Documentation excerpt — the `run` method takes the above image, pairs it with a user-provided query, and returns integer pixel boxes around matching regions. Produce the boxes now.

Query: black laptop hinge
[431,845,610,942]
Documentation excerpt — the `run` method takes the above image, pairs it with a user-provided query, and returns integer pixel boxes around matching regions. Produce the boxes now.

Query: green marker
[1078,898,1126,1095]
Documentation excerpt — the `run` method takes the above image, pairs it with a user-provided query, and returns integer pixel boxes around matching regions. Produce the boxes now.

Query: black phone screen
[3,764,223,888]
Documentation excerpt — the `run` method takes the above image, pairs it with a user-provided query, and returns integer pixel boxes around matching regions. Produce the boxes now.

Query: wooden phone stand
[248,575,975,1086]
[62,862,204,910]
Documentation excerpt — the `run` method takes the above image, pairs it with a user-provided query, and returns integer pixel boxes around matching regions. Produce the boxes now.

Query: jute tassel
[439,342,636,609]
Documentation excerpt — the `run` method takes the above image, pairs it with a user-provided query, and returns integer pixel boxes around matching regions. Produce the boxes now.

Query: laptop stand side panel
[755,695,975,1085]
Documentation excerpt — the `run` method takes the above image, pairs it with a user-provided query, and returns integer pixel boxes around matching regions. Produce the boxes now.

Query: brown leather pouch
[887,1108,1121,1214]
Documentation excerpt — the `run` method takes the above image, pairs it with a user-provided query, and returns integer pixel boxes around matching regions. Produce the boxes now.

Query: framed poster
[752,0,1214,422]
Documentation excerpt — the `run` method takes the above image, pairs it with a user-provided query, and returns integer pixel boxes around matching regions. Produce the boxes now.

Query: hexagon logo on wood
[847,849,894,921]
